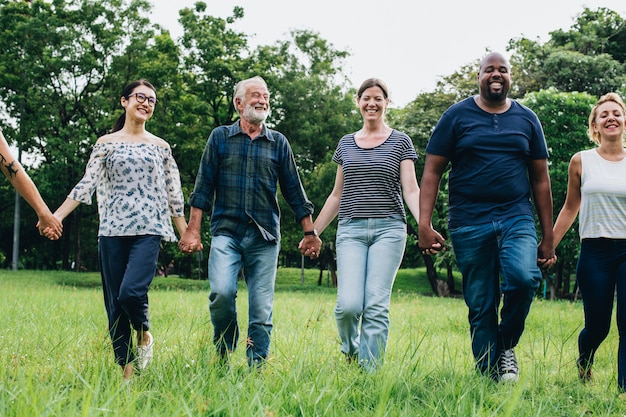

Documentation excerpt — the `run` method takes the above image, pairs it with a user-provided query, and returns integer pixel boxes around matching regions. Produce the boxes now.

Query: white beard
[243,104,269,124]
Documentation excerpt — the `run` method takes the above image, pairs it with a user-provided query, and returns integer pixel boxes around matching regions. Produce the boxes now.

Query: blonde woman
[552,92,626,392]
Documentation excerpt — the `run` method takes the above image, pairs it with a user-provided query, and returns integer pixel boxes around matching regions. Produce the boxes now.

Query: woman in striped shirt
[310,78,420,371]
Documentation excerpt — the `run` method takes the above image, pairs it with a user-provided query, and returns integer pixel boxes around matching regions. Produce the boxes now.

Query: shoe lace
[500,349,518,372]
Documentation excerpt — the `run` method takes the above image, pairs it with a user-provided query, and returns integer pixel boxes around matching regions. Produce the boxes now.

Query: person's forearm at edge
[0,134,60,233]
[533,180,555,254]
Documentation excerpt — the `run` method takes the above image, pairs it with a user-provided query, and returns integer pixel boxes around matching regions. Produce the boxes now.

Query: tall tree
[0,0,159,270]
[522,89,596,298]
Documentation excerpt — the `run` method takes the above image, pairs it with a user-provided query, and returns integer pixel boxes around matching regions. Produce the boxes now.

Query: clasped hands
[298,235,322,259]
[178,237,204,255]
[39,213,63,241]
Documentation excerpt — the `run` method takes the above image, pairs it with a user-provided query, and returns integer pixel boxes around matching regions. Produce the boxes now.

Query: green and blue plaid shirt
[190,121,313,242]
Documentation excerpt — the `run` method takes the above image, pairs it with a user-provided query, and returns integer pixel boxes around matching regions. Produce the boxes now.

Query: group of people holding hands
[4,51,626,394]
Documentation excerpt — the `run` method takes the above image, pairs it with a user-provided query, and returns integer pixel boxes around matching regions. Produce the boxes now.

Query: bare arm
[298,165,344,258]
[400,159,420,220]
[0,131,62,238]
[417,154,449,253]
[299,165,346,259]
[171,216,188,238]
[52,198,81,222]
[313,165,344,235]
[178,206,204,254]
[528,158,555,264]
[552,153,582,248]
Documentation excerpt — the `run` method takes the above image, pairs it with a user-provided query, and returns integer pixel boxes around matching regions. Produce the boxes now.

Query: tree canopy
[1,1,625,297]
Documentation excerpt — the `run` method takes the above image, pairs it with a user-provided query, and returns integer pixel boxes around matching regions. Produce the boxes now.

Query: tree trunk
[446,262,456,293]
[422,254,450,297]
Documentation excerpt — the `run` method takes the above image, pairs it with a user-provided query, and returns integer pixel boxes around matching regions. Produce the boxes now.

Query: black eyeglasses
[128,92,158,106]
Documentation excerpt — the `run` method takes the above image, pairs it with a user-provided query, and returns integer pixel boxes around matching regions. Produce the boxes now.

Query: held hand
[537,238,556,270]
[41,226,61,241]
[538,254,557,270]
[418,226,446,255]
[36,212,63,240]
[178,231,203,255]
[299,235,322,259]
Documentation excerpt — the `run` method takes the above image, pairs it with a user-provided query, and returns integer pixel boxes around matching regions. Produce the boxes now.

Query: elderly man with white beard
[179,76,321,368]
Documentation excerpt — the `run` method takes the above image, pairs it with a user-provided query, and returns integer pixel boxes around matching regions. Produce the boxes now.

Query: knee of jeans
[209,289,237,310]
[335,300,362,319]
[504,268,542,291]
[361,303,389,321]
[467,304,498,328]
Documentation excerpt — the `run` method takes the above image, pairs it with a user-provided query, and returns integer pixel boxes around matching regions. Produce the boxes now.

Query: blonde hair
[588,92,626,145]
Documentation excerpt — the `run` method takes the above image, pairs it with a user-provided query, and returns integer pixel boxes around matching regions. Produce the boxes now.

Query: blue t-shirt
[426,97,548,228]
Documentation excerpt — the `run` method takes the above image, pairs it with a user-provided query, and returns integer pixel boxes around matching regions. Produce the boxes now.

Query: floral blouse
[69,142,185,242]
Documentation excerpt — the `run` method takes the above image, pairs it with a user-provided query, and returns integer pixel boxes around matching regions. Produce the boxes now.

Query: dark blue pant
[450,215,542,377]
[577,238,626,391]
[99,235,161,367]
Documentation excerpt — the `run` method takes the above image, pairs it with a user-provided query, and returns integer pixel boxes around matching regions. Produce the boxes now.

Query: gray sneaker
[499,349,519,382]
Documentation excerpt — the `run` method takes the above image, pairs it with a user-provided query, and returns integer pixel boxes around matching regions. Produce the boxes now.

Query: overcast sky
[151,0,626,107]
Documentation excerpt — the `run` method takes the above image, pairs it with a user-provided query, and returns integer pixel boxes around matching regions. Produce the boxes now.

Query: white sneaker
[499,349,519,382]
[136,334,154,371]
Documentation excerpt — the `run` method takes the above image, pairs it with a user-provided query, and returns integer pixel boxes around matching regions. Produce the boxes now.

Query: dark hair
[112,79,157,132]
[357,78,389,100]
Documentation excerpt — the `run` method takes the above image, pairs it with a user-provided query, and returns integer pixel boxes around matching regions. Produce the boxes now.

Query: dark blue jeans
[577,238,626,391]
[450,215,542,377]
[99,235,161,367]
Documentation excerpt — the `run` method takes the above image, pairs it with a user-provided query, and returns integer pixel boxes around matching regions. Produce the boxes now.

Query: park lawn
[0,269,624,416]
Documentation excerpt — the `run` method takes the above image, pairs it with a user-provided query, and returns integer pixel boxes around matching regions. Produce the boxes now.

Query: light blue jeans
[449,214,542,377]
[208,225,280,366]
[335,217,407,371]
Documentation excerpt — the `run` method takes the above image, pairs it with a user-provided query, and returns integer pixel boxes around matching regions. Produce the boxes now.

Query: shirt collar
[229,120,274,142]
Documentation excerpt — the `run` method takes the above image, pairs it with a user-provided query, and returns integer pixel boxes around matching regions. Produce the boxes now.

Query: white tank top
[579,148,626,239]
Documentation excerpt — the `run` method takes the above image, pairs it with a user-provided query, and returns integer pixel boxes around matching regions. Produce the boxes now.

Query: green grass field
[1,268,624,416]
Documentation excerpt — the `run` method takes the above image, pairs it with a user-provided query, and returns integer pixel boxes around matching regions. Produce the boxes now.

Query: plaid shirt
[189,121,313,242]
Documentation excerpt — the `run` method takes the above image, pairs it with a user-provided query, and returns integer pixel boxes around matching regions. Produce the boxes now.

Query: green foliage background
[1,2,625,297]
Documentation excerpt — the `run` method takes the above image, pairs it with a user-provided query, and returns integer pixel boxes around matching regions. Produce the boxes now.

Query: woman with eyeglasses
[46,79,189,380]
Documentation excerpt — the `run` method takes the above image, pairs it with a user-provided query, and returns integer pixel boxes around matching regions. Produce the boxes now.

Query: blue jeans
[208,225,280,366]
[577,238,626,391]
[335,217,407,371]
[450,215,541,376]
[98,235,161,367]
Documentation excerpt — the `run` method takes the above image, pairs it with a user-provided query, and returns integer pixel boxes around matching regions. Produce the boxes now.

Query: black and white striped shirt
[333,129,417,221]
